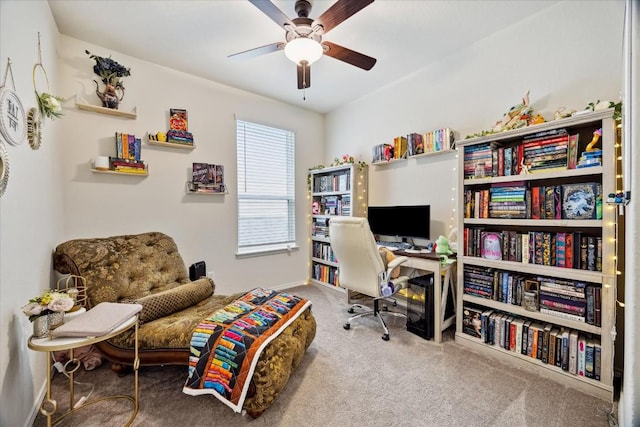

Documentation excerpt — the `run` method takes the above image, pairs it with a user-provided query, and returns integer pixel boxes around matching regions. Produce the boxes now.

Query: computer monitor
[367,205,431,240]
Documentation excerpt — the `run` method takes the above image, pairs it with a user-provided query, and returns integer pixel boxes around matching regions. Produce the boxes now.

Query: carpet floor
[33,283,614,426]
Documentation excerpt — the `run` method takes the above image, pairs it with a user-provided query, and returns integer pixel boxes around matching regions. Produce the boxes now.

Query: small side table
[28,315,139,427]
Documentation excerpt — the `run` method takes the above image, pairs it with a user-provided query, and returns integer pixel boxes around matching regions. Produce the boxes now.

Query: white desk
[395,252,457,343]
[28,316,139,426]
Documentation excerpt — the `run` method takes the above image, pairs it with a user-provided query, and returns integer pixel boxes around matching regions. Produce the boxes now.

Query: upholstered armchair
[53,231,316,417]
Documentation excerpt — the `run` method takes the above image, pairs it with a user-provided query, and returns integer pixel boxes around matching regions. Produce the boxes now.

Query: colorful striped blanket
[182,288,312,412]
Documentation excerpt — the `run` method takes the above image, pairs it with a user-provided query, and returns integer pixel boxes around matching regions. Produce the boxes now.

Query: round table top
[28,315,137,352]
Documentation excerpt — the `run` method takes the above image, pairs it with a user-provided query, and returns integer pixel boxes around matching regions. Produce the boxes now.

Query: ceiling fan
[229,0,377,90]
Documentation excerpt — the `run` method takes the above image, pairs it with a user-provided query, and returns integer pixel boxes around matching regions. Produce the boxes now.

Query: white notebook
[51,302,142,338]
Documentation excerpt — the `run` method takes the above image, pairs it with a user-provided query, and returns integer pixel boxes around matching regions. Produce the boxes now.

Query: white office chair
[329,216,409,340]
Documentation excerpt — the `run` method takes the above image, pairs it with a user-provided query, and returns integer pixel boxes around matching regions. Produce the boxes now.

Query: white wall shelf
[146,137,195,150]
[76,102,137,119]
[185,181,227,195]
[91,168,147,177]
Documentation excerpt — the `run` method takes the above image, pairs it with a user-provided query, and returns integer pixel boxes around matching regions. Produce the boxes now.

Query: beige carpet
[33,283,614,426]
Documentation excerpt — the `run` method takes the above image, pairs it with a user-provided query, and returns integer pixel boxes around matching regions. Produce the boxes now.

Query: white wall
[57,36,324,295]
[326,1,625,242]
[0,1,64,426]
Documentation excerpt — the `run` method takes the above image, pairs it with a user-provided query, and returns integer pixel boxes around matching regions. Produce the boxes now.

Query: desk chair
[329,216,409,340]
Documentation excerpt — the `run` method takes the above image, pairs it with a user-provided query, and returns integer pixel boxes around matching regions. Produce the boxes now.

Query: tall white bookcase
[309,163,368,290]
[455,109,618,401]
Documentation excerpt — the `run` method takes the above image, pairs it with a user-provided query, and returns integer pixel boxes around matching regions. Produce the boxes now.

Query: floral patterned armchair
[53,231,316,416]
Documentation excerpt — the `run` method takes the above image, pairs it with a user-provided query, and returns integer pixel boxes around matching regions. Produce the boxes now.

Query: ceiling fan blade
[297,62,311,89]
[322,41,376,71]
[313,0,374,35]
[249,0,296,29]
[228,42,285,60]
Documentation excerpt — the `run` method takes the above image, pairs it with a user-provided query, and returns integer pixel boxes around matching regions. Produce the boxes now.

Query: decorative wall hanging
[0,141,9,197]
[0,59,27,146]
[27,107,41,149]
[85,50,131,110]
[33,33,64,121]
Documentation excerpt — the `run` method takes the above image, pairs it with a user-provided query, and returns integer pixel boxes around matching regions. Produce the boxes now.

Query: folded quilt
[182,288,312,412]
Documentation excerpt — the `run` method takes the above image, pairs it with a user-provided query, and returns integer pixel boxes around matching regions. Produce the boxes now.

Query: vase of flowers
[22,290,74,337]
[85,50,131,110]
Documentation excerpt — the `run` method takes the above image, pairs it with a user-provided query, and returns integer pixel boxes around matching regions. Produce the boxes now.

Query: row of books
[166,129,194,145]
[313,195,351,216]
[108,157,147,174]
[464,181,602,220]
[406,128,455,156]
[463,128,587,179]
[311,217,330,238]
[313,173,350,193]
[312,242,336,263]
[463,305,602,380]
[464,228,603,271]
[463,265,602,326]
[372,141,405,163]
[114,132,142,162]
[312,262,339,286]
[191,162,224,192]
[373,128,455,163]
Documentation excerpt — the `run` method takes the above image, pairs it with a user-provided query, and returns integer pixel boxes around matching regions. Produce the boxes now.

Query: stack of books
[191,163,224,193]
[577,149,602,168]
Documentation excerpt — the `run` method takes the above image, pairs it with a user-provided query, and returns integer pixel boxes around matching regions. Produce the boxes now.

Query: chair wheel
[343,323,351,330]
[348,308,355,314]
[382,334,389,341]
[392,301,397,307]
[381,305,388,312]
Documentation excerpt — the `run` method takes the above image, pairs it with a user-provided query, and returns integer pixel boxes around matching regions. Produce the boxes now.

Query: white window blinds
[236,120,296,254]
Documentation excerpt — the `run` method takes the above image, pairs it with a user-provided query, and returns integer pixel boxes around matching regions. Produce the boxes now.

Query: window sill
[236,244,299,259]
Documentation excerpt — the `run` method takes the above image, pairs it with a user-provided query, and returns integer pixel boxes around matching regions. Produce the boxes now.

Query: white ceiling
[48,0,559,114]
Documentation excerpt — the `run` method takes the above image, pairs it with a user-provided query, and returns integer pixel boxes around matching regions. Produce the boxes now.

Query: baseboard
[25,379,46,427]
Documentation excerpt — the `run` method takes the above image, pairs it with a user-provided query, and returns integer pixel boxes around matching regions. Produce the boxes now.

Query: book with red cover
[568,134,580,169]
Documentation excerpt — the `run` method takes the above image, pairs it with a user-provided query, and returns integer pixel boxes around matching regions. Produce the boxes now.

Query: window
[236,119,296,256]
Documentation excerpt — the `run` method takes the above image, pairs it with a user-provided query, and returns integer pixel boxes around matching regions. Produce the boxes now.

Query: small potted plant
[22,289,74,337]
[85,50,131,109]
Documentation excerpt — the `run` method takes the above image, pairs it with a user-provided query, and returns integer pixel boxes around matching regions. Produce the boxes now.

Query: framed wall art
[0,142,9,197]
[0,86,27,147]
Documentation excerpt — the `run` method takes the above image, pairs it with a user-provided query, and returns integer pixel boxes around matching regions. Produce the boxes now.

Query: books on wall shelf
[372,128,455,164]
[90,132,148,175]
[188,162,225,193]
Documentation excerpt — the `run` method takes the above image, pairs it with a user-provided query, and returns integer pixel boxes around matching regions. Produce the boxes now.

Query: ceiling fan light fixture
[284,38,323,65]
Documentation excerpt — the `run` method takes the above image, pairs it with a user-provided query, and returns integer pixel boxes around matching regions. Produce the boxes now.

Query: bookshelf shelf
[463,218,602,228]
[456,109,618,401]
[76,102,137,119]
[91,168,147,177]
[309,164,368,290]
[371,157,406,166]
[455,332,613,401]
[408,148,456,160]
[185,181,227,195]
[463,166,603,186]
[146,139,195,150]
[462,294,602,335]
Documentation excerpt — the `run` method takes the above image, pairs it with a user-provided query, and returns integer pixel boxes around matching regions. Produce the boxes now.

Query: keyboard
[376,241,412,250]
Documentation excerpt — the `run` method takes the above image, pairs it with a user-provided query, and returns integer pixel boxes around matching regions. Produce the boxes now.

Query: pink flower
[48,296,74,312]
[22,302,45,317]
